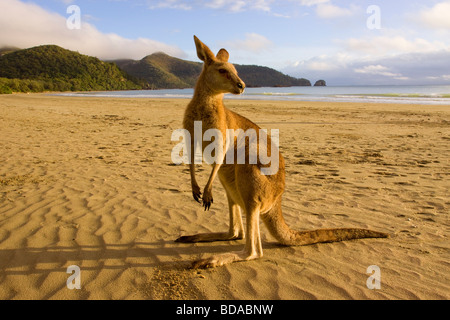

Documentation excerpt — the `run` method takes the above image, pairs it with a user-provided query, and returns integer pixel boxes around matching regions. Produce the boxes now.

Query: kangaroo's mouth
[234,82,245,95]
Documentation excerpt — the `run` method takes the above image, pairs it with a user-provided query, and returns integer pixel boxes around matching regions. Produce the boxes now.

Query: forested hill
[114,52,311,89]
[0,45,313,93]
[0,45,141,93]
[113,52,201,89]
[235,64,311,87]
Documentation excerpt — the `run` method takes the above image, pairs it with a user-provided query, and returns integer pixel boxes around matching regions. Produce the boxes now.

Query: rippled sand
[0,94,448,299]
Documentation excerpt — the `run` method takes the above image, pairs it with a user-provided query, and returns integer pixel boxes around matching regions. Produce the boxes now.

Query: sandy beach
[0,93,448,300]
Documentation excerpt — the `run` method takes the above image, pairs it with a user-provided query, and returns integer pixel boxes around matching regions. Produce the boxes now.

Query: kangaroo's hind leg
[191,203,263,269]
[175,191,244,243]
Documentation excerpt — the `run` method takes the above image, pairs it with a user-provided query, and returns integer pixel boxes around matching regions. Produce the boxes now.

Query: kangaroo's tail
[262,204,388,246]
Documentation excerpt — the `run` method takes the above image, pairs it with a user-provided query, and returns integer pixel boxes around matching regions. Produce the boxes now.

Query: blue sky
[1,0,450,85]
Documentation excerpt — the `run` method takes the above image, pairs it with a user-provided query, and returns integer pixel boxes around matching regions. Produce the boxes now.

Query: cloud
[420,1,450,30]
[353,65,405,79]
[0,0,184,60]
[147,0,192,10]
[286,49,450,85]
[204,0,272,12]
[306,61,337,71]
[294,54,341,71]
[147,0,272,12]
[147,0,354,17]
[292,0,356,18]
[297,0,329,6]
[221,33,273,53]
[342,36,448,56]
[315,3,355,18]
[205,0,247,12]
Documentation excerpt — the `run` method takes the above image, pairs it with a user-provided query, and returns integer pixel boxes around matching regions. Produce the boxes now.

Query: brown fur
[176,36,388,268]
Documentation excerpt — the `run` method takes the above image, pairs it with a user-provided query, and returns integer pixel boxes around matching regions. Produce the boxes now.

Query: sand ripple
[0,95,448,299]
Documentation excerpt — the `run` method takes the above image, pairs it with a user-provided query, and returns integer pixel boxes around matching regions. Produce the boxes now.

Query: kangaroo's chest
[184,106,227,133]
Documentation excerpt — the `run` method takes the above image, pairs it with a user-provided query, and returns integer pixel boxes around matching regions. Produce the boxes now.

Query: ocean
[55,85,450,105]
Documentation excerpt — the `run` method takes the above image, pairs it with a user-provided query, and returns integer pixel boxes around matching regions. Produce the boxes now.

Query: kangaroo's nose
[237,82,245,89]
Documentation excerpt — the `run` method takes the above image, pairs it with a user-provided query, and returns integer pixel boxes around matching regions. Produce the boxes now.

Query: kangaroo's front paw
[192,184,202,203]
[202,189,213,211]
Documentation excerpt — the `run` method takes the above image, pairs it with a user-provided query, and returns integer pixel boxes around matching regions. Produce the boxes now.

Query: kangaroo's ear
[216,49,229,62]
[194,35,215,63]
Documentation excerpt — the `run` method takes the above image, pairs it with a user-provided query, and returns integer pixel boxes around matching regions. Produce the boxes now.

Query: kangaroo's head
[194,35,245,95]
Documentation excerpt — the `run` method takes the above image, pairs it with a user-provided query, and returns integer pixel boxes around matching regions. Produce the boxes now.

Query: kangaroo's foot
[175,232,243,243]
[191,250,261,269]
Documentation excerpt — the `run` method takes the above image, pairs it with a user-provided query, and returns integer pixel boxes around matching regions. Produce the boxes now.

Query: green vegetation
[114,52,201,89]
[0,45,313,94]
[235,65,310,87]
[114,52,311,89]
[0,45,141,93]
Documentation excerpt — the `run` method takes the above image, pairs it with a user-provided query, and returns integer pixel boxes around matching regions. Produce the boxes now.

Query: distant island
[0,45,316,94]
[314,80,327,86]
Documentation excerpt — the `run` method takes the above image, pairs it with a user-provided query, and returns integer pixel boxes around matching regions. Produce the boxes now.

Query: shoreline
[35,84,450,106]
[5,91,450,107]
[0,94,449,300]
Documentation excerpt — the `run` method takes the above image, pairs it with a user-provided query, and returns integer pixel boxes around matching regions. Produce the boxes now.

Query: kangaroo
[176,36,388,269]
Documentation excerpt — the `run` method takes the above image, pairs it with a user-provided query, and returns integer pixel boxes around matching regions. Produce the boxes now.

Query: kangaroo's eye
[218,69,227,74]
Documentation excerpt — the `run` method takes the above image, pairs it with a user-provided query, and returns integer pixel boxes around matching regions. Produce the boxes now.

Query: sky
[1,0,450,85]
